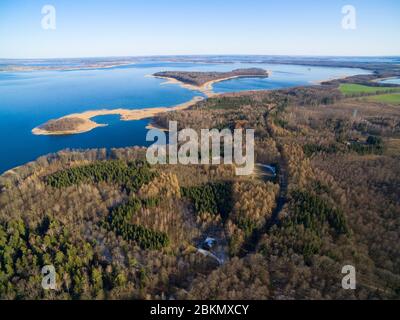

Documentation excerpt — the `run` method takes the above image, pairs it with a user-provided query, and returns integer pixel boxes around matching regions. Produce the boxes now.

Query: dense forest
[1,75,400,299]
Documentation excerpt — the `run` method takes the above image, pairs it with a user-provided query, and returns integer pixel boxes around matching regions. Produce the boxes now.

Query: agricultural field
[365,93,400,105]
[339,83,400,96]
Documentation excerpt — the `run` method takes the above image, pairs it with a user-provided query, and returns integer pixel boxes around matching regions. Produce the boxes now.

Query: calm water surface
[379,78,400,85]
[0,61,370,173]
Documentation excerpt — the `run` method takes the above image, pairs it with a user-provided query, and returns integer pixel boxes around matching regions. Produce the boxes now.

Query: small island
[153,68,269,96]
[32,117,106,135]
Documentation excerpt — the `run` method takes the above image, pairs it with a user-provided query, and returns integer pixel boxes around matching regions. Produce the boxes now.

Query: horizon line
[1,53,400,61]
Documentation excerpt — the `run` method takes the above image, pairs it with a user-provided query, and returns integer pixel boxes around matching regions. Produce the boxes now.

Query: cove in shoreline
[152,72,272,97]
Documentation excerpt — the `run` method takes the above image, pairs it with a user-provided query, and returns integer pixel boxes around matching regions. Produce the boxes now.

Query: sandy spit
[152,73,271,97]
[32,96,204,136]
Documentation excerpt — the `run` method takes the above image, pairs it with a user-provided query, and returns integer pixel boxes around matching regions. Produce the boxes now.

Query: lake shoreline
[152,72,272,97]
[32,96,204,136]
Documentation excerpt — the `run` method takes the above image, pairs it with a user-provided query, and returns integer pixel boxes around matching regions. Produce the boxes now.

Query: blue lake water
[379,78,400,85]
[0,61,370,173]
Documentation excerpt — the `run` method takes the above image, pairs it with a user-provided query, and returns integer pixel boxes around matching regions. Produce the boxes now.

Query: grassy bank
[339,83,400,96]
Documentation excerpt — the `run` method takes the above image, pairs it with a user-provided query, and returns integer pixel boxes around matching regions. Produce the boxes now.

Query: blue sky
[0,0,399,58]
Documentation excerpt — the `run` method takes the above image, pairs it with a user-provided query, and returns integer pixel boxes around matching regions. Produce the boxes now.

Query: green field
[339,83,400,96]
[365,93,400,105]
